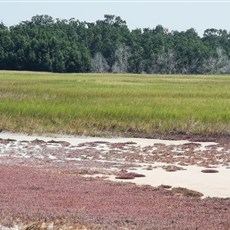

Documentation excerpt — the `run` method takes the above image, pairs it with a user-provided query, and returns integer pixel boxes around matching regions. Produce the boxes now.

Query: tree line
[1,14,230,74]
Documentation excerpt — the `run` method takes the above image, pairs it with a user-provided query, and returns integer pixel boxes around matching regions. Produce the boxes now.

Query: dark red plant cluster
[115,170,145,180]
[0,165,229,229]
[201,169,219,173]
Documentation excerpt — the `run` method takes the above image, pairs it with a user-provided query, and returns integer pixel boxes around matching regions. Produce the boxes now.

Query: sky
[0,1,230,36]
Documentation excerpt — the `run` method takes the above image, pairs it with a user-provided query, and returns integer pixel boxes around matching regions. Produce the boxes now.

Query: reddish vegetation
[162,165,186,172]
[159,184,172,189]
[171,187,204,198]
[115,175,135,180]
[129,172,146,177]
[115,171,145,180]
[0,136,229,229]
[0,165,229,229]
[201,169,219,173]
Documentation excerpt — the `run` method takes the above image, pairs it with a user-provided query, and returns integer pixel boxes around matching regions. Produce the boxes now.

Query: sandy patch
[108,164,230,198]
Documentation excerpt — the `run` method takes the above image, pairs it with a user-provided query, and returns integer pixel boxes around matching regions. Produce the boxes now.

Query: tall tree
[1,14,230,74]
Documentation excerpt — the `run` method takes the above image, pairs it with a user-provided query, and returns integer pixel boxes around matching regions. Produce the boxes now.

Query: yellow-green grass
[0,71,229,137]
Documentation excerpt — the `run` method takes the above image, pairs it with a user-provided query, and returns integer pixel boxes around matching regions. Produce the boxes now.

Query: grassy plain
[0,71,229,137]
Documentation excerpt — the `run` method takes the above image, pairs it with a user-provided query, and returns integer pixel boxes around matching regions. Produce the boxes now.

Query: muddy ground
[0,133,229,229]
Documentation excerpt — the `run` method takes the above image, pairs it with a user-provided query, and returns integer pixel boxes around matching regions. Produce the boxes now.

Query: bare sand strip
[0,131,192,147]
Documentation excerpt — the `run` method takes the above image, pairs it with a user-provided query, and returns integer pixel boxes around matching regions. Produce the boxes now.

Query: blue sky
[0,1,230,36]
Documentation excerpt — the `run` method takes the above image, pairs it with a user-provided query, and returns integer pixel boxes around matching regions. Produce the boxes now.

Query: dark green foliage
[0,14,230,74]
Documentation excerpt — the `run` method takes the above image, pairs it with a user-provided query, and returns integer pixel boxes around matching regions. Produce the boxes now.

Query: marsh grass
[0,71,229,137]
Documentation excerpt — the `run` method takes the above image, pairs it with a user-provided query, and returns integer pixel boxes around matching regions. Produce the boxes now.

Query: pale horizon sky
[1,1,230,36]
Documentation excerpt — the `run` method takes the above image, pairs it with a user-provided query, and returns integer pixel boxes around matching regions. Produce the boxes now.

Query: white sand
[109,164,230,198]
[0,131,216,148]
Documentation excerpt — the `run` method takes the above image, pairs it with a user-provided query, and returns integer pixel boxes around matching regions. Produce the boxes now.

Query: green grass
[0,71,229,137]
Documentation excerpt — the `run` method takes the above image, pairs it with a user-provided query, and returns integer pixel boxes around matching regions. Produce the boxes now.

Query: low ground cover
[0,71,229,137]
[0,165,229,229]
[0,133,229,229]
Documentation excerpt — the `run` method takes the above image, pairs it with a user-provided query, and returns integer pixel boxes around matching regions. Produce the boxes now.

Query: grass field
[0,71,229,137]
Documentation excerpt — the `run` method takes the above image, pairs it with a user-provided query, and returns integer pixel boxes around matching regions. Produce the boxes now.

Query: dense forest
[1,14,230,74]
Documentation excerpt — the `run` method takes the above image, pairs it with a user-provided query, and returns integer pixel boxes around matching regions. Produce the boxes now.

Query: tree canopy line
[1,14,230,74]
